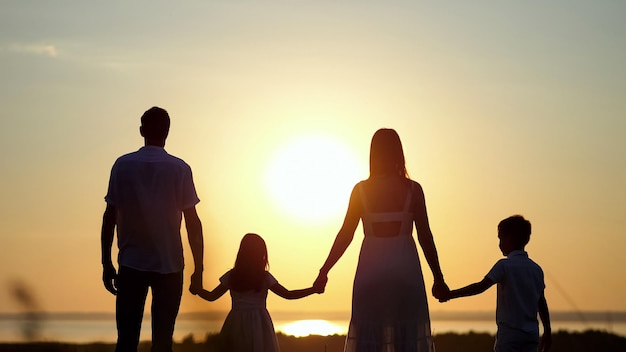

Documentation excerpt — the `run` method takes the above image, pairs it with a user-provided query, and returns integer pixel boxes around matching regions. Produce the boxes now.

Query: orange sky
[1,1,625,318]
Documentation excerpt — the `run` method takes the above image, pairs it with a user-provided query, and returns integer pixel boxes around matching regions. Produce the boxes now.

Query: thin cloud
[9,43,59,58]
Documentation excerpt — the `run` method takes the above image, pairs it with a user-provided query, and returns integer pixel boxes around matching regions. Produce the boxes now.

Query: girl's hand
[189,271,203,295]
[313,285,325,294]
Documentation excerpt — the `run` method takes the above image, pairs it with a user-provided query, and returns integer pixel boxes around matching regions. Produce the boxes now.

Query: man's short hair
[141,106,170,140]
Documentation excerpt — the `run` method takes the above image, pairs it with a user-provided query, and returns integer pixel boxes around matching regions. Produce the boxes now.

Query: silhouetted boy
[440,215,551,352]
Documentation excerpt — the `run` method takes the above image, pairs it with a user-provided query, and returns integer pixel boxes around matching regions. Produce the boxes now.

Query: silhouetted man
[101,106,204,352]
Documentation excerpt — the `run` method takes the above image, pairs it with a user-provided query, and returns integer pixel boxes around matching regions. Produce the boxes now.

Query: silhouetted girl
[196,233,322,352]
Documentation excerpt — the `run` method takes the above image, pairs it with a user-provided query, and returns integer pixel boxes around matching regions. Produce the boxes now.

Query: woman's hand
[313,272,328,293]
[432,279,450,300]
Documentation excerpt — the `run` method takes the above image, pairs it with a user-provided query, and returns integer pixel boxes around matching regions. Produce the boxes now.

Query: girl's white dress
[345,182,436,352]
[219,270,280,352]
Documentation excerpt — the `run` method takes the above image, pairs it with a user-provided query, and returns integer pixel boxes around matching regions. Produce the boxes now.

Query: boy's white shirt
[486,250,545,335]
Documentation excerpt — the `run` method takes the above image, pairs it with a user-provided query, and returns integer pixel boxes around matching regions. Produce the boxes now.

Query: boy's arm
[270,283,322,300]
[442,277,494,302]
[538,293,552,352]
[197,283,228,302]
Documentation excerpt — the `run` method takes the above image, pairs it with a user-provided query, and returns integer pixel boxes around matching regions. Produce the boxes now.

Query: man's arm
[183,206,204,294]
[101,204,118,295]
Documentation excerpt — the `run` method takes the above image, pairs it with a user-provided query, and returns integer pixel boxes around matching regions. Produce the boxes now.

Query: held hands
[189,271,203,295]
[432,278,450,302]
[437,291,452,303]
[312,285,325,294]
[313,272,328,294]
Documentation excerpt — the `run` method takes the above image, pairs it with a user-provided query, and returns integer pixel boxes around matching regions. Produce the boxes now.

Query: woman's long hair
[369,128,408,178]
[229,233,269,292]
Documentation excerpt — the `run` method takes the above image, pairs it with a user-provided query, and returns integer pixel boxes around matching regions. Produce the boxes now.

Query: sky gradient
[1,1,625,318]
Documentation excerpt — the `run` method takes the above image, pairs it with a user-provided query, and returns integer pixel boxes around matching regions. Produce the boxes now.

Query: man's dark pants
[115,266,183,352]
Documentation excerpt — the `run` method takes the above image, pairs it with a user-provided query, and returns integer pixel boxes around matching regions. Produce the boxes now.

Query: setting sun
[279,320,345,337]
[263,134,364,222]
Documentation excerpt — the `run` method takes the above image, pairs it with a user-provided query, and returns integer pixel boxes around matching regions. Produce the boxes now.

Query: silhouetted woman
[314,128,448,352]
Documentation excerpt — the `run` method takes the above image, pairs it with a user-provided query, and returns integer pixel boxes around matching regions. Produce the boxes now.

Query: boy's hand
[539,331,552,351]
[435,283,453,302]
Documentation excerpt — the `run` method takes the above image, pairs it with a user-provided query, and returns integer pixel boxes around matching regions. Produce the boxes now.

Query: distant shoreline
[2,310,625,322]
[2,310,624,344]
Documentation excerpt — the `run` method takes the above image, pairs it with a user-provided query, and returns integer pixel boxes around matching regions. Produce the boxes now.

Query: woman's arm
[412,182,448,298]
[197,283,228,302]
[270,282,322,300]
[314,185,361,287]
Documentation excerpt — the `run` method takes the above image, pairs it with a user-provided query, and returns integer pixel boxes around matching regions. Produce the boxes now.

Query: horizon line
[1,310,625,322]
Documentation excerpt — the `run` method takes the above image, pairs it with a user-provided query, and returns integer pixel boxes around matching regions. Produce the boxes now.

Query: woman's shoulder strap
[402,181,415,212]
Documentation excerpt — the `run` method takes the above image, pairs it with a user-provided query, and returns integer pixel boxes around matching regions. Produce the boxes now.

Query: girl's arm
[270,282,321,300]
[314,185,361,287]
[197,283,228,302]
[413,182,448,298]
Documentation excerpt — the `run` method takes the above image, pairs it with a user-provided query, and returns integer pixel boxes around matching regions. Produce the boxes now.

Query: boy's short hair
[498,215,531,247]
[141,106,170,140]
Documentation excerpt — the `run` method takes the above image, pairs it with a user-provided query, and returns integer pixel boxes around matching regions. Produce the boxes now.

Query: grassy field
[1,330,625,352]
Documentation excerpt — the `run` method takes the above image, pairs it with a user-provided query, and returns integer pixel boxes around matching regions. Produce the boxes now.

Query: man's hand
[102,263,118,295]
[189,271,203,295]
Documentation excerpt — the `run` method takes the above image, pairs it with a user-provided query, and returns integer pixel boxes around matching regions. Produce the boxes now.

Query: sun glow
[264,134,363,222]
[279,319,345,337]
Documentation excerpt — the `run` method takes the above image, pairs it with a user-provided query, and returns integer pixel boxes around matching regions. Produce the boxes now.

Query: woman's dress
[219,270,280,352]
[345,181,435,352]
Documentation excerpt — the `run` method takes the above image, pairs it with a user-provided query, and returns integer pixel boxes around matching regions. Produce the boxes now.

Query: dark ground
[1,330,625,352]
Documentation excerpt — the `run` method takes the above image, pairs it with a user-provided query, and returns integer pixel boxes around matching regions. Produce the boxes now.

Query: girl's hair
[369,128,408,178]
[230,233,269,292]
